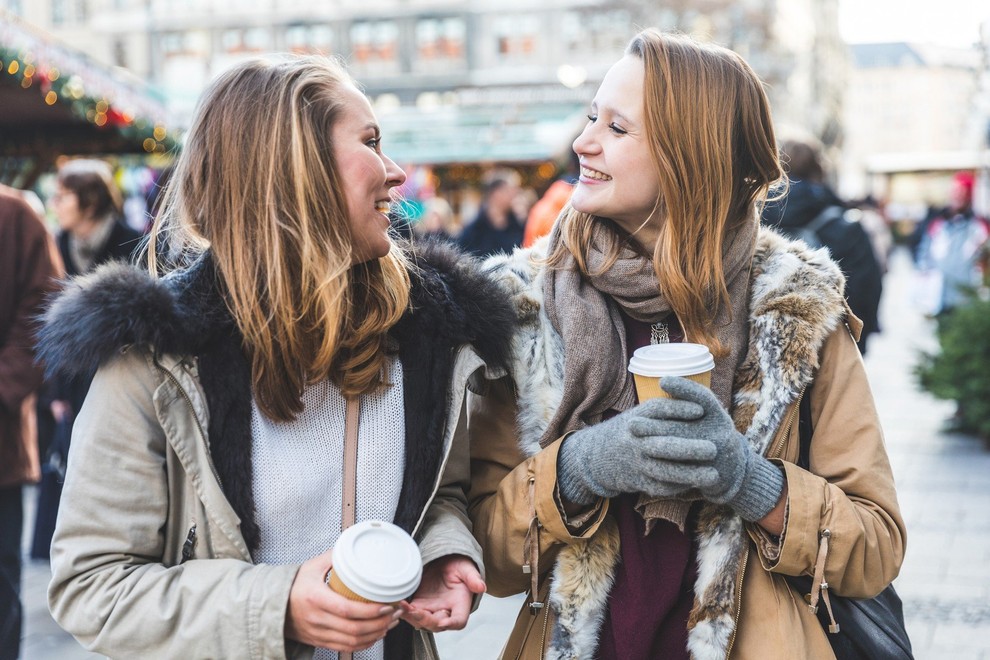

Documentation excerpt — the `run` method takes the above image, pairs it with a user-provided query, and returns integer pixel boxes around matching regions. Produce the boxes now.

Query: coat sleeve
[415,397,485,575]
[0,200,62,413]
[763,324,907,598]
[466,376,609,598]
[47,352,300,660]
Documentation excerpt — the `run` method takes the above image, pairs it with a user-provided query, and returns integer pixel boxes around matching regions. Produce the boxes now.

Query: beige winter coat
[468,230,906,659]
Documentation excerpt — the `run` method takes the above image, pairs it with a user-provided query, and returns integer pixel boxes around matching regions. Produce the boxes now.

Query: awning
[377,102,587,166]
[0,11,178,185]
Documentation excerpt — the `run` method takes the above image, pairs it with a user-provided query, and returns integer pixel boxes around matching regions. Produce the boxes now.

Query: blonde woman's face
[332,84,407,265]
[571,55,660,245]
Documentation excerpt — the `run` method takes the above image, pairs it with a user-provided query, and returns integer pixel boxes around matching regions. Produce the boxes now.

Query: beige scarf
[541,217,756,531]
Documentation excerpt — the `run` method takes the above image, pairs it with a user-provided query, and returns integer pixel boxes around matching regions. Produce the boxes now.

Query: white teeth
[375,201,391,213]
[581,166,612,181]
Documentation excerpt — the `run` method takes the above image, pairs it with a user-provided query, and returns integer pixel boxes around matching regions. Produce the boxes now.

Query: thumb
[455,562,487,594]
[304,548,334,582]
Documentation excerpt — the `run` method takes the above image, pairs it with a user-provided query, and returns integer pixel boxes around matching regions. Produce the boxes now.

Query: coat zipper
[153,357,224,489]
[727,385,807,657]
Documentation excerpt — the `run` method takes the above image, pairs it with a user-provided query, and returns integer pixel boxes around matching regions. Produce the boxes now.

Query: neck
[73,216,105,241]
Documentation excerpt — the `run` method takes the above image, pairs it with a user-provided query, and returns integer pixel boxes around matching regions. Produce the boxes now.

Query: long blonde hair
[149,55,410,421]
[549,30,782,355]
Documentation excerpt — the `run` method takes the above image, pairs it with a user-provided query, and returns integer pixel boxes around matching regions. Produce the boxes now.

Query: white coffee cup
[327,520,422,604]
[627,343,715,401]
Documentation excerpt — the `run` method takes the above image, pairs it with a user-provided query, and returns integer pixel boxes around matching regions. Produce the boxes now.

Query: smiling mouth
[375,200,392,214]
[580,166,612,181]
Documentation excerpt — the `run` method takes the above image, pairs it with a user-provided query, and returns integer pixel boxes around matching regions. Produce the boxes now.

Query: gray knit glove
[557,397,716,505]
[636,376,786,522]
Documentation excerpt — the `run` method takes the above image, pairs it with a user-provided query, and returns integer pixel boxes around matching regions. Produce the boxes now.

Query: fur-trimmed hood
[483,227,848,660]
[38,239,513,382]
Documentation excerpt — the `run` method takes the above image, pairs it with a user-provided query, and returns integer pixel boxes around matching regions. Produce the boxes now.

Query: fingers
[658,376,720,408]
[640,436,717,462]
[629,418,704,441]
[635,396,705,421]
[645,461,720,489]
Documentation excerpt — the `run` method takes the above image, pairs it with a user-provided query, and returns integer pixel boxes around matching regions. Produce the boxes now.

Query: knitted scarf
[541,217,756,529]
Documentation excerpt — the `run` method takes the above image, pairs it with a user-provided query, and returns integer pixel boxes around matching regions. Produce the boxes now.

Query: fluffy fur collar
[483,228,847,660]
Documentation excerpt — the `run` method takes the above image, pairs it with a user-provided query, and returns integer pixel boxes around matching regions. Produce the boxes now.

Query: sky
[838,0,989,48]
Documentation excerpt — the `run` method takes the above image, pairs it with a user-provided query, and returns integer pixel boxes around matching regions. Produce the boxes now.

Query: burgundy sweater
[596,313,697,660]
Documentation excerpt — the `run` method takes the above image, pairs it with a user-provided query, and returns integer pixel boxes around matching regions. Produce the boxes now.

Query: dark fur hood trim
[37,256,231,379]
[38,242,514,379]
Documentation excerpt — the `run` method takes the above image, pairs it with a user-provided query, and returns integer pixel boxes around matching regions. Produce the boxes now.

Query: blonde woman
[39,56,513,659]
[469,30,905,659]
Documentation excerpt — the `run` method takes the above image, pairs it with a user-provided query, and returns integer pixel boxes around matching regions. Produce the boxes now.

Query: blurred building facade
[840,40,989,219]
[2,0,846,169]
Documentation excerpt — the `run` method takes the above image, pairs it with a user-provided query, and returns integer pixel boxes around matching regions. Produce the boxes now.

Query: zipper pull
[181,523,197,563]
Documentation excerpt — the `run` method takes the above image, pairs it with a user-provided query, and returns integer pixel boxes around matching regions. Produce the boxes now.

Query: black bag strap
[797,383,814,470]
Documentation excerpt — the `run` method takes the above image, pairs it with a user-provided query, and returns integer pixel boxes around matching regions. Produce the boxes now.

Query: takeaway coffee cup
[627,343,715,401]
[327,520,423,604]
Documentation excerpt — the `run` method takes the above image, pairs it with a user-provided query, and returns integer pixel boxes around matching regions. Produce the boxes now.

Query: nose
[572,123,598,159]
[384,154,406,189]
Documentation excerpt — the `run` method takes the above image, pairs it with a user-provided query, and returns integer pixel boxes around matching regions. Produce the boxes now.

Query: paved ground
[13,247,990,659]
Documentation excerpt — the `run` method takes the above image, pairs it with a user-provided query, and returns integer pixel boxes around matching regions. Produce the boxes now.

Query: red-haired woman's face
[570,55,660,246]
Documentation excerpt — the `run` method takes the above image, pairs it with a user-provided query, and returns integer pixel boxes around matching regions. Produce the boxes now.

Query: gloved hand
[636,376,785,522]
[557,396,720,505]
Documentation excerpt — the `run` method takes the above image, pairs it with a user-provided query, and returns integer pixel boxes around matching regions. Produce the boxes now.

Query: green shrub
[916,294,990,438]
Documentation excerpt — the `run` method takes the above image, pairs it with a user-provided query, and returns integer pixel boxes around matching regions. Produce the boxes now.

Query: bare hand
[285,549,400,651]
[50,399,71,424]
[400,555,485,632]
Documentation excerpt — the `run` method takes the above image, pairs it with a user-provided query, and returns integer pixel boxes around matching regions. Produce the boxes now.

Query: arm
[466,376,608,597]
[48,352,395,658]
[0,202,62,412]
[769,326,906,597]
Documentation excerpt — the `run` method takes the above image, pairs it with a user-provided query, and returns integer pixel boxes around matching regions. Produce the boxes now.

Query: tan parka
[467,230,906,660]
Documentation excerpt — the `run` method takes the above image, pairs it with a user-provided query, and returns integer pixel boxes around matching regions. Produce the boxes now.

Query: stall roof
[0,11,177,183]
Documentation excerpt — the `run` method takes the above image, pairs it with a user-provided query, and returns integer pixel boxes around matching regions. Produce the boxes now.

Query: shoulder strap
[343,397,360,530]
[807,206,845,237]
[797,384,814,470]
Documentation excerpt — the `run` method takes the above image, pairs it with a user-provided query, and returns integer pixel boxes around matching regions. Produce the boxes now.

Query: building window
[113,38,127,68]
[51,0,67,25]
[561,9,630,59]
[285,24,334,55]
[414,17,465,72]
[492,14,539,62]
[349,20,400,75]
[221,27,270,55]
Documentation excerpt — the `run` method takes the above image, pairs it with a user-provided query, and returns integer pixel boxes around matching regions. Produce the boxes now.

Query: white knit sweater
[251,356,406,660]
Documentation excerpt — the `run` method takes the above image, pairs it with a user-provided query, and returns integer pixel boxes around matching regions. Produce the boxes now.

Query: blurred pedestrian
[456,173,524,257]
[523,149,579,248]
[0,185,63,657]
[30,159,144,561]
[915,171,990,316]
[762,136,884,354]
[412,196,460,242]
[469,30,905,659]
[38,54,511,659]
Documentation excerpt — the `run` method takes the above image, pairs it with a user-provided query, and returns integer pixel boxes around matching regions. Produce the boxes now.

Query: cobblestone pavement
[15,248,990,659]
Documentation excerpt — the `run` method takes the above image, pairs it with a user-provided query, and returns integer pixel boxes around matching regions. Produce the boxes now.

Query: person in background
[30,159,145,561]
[0,185,64,657]
[412,196,461,242]
[761,137,884,354]
[456,173,524,258]
[915,171,990,316]
[468,30,904,659]
[523,149,579,248]
[39,55,512,659]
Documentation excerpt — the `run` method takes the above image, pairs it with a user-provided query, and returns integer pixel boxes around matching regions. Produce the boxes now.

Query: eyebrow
[362,122,381,134]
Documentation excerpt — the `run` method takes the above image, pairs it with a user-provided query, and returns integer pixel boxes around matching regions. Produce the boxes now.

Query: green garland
[0,44,179,152]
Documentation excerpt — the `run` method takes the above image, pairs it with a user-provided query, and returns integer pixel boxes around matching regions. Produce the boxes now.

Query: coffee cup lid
[628,343,715,377]
[333,520,423,602]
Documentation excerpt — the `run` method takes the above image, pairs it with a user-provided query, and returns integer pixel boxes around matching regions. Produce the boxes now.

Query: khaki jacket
[49,343,492,659]
[468,231,906,659]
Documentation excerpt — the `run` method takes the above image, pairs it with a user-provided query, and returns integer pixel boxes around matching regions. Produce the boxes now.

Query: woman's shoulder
[397,239,516,368]
[37,256,229,380]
